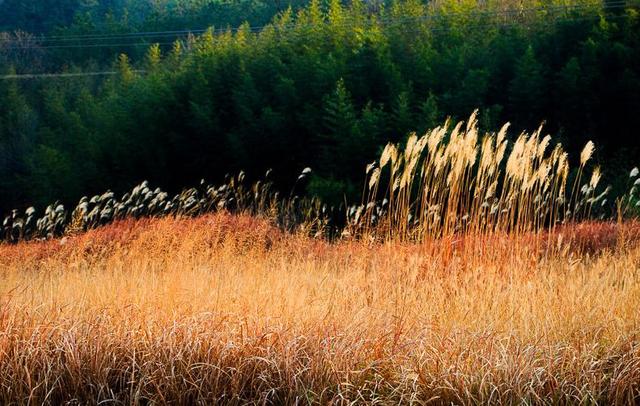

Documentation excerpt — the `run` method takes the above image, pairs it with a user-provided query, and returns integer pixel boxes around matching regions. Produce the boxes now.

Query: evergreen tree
[0,73,36,210]
[508,46,546,127]
[321,78,358,175]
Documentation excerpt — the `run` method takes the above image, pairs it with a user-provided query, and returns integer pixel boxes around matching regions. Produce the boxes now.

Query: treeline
[0,0,311,69]
[1,0,639,211]
[0,0,309,34]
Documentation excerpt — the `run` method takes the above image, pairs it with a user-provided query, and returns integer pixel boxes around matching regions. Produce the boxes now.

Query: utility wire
[35,0,629,42]
[0,70,145,80]
[1,8,628,50]
[11,10,631,50]
[18,1,623,43]
[0,1,628,47]
[0,7,632,79]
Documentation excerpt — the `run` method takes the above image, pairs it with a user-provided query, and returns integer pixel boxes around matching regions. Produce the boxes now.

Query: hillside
[2,2,640,404]
[0,0,308,34]
[1,0,639,213]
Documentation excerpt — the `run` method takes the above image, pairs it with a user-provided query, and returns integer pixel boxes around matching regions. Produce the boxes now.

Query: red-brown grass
[1,213,639,404]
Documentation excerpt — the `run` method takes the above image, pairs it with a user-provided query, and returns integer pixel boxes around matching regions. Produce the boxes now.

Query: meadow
[1,0,639,403]
[1,114,640,404]
[1,214,640,404]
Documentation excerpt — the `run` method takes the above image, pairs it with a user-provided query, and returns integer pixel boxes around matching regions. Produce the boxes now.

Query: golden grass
[358,111,606,241]
[1,213,639,404]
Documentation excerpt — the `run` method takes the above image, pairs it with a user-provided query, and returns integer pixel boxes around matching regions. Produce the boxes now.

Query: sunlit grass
[1,214,639,404]
[1,115,638,403]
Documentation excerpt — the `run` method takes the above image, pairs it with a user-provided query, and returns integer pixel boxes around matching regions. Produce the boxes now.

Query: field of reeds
[1,114,640,404]
[1,215,640,404]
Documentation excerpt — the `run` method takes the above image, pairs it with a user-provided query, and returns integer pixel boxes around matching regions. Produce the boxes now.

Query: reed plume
[360,111,598,241]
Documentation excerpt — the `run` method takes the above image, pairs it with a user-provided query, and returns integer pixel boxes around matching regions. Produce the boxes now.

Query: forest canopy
[0,0,639,211]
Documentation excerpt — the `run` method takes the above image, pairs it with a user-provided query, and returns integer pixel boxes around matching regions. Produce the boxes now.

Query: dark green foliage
[0,0,310,34]
[508,46,546,126]
[0,72,36,208]
[0,0,640,214]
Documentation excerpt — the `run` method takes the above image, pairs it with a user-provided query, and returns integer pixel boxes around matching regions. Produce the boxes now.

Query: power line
[0,11,626,75]
[23,1,617,42]
[1,11,628,50]
[0,12,631,53]
[3,40,180,50]
[0,1,628,47]
[0,70,145,80]
[0,6,632,79]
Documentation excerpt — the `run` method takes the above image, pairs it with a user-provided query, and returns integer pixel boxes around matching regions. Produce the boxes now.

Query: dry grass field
[1,213,639,404]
